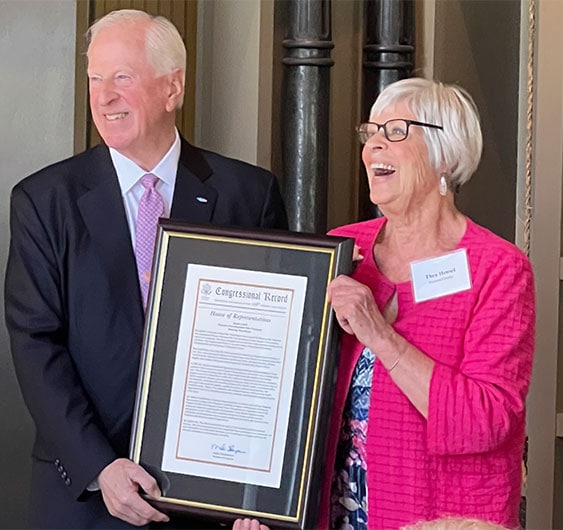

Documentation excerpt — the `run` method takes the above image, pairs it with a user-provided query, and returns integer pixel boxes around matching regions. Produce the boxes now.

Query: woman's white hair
[86,9,186,78]
[401,517,510,530]
[370,77,483,189]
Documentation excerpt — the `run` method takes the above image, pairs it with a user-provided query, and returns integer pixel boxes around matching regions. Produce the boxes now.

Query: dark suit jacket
[4,138,287,529]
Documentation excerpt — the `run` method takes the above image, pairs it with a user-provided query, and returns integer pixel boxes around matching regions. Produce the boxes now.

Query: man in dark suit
[4,9,287,529]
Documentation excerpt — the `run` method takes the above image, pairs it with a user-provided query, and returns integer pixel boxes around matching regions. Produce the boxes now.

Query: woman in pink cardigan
[323,78,535,530]
[235,78,535,530]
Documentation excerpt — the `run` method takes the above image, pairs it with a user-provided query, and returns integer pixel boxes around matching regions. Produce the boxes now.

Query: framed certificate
[130,221,354,529]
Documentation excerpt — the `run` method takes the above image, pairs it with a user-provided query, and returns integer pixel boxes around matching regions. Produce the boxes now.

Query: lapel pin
[196,196,208,203]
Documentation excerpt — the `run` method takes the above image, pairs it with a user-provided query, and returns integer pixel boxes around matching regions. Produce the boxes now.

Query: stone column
[281,0,334,233]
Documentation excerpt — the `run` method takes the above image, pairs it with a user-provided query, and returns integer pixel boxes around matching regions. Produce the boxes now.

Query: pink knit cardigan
[318,217,535,530]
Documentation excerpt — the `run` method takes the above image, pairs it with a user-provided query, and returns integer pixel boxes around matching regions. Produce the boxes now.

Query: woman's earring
[439,175,448,196]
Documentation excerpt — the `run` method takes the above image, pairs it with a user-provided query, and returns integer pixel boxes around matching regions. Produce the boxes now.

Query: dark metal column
[359,0,415,220]
[281,0,334,233]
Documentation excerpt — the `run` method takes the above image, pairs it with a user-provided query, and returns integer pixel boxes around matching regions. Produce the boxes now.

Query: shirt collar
[110,129,181,194]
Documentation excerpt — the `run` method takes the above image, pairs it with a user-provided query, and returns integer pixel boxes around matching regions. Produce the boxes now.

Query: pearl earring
[439,175,448,196]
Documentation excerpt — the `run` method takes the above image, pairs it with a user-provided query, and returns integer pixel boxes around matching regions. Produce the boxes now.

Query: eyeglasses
[356,119,443,144]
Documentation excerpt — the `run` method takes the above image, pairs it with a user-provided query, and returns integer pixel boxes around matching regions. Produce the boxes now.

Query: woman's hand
[327,274,389,348]
[353,244,364,262]
[233,518,270,530]
[328,275,434,418]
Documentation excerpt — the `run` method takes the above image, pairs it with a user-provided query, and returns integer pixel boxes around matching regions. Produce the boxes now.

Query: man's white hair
[86,9,186,79]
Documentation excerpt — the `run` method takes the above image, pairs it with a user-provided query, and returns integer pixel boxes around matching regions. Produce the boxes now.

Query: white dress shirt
[109,129,181,247]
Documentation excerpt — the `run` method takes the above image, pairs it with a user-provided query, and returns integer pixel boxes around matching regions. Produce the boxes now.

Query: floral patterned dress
[331,348,375,530]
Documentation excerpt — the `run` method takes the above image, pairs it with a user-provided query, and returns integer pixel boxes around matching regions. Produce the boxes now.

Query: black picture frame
[130,220,354,529]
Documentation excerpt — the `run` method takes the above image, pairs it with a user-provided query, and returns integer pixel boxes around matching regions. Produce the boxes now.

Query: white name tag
[410,248,471,303]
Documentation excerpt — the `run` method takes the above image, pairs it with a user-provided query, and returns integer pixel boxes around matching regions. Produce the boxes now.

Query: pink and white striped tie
[135,173,164,307]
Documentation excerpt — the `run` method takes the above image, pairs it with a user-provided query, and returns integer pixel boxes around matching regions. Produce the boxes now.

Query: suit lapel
[74,140,216,327]
[76,146,144,324]
[170,138,218,223]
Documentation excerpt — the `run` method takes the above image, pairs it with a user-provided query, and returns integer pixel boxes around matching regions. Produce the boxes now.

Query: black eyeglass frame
[356,119,443,143]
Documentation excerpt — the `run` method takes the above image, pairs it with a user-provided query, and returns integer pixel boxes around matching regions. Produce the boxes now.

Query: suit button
[64,477,71,486]
[61,471,67,479]
[54,459,61,466]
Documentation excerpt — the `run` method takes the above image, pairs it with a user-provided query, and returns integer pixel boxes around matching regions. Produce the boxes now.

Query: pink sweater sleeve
[426,250,535,455]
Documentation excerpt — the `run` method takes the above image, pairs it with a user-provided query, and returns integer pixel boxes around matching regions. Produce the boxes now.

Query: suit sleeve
[4,185,117,500]
[259,172,288,230]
